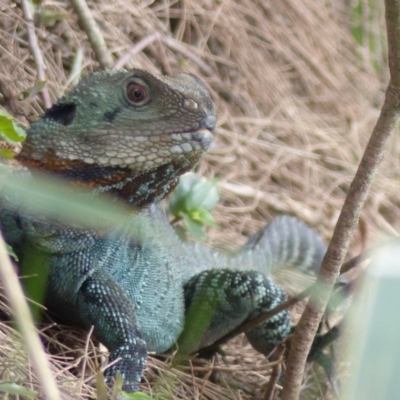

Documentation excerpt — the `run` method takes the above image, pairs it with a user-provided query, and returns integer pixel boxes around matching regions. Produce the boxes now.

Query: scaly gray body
[0,69,325,392]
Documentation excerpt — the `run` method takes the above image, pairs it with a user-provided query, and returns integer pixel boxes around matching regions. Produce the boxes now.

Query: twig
[79,325,94,393]
[115,32,216,77]
[281,1,400,398]
[115,32,161,70]
[20,0,51,109]
[69,0,114,69]
[0,81,23,116]
[67,47,85,87]
[161,36,216,77]
[264,344,285,400]
[0,232,62,400]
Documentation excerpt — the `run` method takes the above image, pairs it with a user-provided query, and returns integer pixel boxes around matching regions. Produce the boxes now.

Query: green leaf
[6,243,18,261]
[0,148,15,159]
[19,81,47,101]
[180,212,205,239]
[121,392,154,399]
[96,370,108,400]
[168,173,219,237]
[39,9,70,26]
[0,110,26,142]
[177,273,221,355]
[168,174,193,215]
[0,165,134,233]
[186,178,219,212]
[111,371,124,399]
[169,173,219,215]
[0,382,38,398]
[190,209,216,227]
[21,242,51,322]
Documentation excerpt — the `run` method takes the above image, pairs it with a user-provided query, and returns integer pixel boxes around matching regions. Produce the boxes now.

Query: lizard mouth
[176,113,216,152]
[168,128,213,156]
[190,127,214,147]
[191,128,213,143]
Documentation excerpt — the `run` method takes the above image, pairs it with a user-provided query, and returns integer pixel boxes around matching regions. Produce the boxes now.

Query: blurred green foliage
[0,382,38,399]
[0,110,26,143]
[351,0,386,71]
[168,173,219,239]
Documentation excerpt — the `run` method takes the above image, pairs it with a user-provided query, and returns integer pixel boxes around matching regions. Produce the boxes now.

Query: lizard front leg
[182,269,290,355]
[75,269,147,392]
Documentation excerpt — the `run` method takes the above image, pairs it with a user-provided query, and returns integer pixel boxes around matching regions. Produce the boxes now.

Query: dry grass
[0,0,394,398]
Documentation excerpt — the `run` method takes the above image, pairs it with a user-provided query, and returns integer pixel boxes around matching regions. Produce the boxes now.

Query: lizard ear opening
[43,103,77,126]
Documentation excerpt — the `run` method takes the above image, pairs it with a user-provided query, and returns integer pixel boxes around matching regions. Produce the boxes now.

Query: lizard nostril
[203,115,216,131]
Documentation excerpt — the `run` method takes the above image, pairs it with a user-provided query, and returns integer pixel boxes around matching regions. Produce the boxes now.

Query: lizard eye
[127,83,148,104]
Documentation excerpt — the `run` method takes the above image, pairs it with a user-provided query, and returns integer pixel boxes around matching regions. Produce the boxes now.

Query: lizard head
[17,69,216,207]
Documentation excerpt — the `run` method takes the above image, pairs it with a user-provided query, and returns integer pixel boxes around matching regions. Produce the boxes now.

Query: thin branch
[20,0,51,109]
[0,81,23,116]
[115,32,216,77]
[79,325,94,393]
[67,47,85,87]
[69,0,114,69]
[264,344,285,400]
[281,0,400,398]
[0,232,62,400]
[115,32,161,70]
[161,36,216,77]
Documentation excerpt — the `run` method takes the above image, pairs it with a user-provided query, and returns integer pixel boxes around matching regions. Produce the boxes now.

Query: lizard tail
[232,215,326,275]
[182,215,326,355]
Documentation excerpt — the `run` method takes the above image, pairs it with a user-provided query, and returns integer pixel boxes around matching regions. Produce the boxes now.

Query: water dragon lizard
[0,69,326,392]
